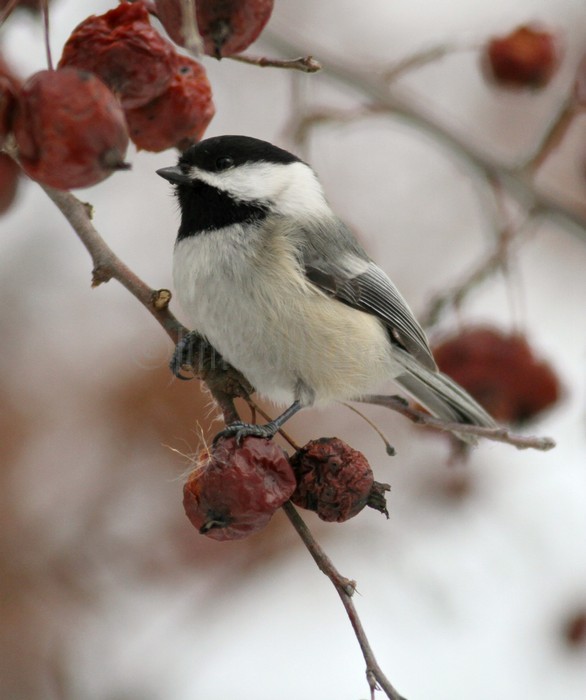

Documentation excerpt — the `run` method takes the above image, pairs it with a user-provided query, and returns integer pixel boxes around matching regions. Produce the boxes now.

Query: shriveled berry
[59,1,175,108]
[183,436,296,541]
[125,53,214,152]
[0,153,20,214]
[483,25,559,89]
[290,437,388,522]
[13,68,129,190]
[155,0,274,58]
[433,327,560,424]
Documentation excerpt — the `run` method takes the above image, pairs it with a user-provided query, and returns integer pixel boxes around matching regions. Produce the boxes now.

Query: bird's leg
[213,400,303,444]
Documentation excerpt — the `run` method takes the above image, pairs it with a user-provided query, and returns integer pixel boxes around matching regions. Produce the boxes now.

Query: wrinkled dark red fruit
[290,437,389,522]
[0,53,19,147]
[183,436,296,541]
[0,153,20,214]
[59,1,175,108]
[125,53,214,152]
[155,0,274,58]
[483,25,559,89]
[13,68,129,190]
[433,327,560,424]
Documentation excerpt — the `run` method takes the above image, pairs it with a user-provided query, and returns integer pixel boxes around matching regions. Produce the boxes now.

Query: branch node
[152,288,172,310]
[341,578,358,597]
[81,201,94,220]
[91,264,112,287]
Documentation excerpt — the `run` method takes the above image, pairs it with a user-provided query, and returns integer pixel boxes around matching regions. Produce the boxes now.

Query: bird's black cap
[178,135,302,174]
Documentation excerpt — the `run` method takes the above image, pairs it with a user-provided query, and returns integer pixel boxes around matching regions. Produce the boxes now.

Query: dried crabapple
[125,53,214,152]
[433,327,560,424]
[183,435,296,541]
[483,25,559,89]
[13,68,129,190]
[155,0,274,58]
[290,437,389,523]
[0,153,20,214]
[59,0,175,108]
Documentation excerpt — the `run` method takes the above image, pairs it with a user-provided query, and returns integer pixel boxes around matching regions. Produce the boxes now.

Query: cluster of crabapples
[0,0,274,200]
[183,434,391,541]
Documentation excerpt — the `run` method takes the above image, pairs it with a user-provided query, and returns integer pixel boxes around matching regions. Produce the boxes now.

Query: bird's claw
[213,421,277,445]
[170,330,201,379]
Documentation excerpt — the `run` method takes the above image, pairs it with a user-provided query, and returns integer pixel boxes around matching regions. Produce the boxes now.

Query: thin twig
[41,0,52,70]
[41,186,250,424]
[360,394,556,451]
[42,186,185,342]
[342,402,396,456]
[229,53,322,73]
[420,207,530,328]
[383,42,467,82]
[521,97,582,174]
[282,502,407,700]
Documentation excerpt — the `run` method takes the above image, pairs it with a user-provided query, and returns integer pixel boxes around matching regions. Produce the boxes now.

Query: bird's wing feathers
[299,219,437,371]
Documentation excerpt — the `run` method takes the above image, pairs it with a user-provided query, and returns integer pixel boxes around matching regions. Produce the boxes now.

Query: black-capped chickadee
[157,135,496,440]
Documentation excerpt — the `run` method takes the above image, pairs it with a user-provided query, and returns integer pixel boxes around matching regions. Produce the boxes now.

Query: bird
[157,134,496,441]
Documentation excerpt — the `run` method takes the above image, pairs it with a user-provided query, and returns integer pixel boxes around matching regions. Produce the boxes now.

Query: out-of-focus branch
[264,32,586,241]
[282,502,407,700]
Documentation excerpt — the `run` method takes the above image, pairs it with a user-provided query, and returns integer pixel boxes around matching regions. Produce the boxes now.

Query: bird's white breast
[173,222,396,406]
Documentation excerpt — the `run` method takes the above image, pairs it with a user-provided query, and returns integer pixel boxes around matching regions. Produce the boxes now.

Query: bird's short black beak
[156,165,191,184]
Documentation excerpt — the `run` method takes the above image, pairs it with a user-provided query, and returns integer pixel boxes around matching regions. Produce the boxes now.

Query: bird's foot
[169,330,201,380]
[213,420,279,445]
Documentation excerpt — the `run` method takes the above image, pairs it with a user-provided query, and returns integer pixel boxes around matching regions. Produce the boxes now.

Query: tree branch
[229,52,322,73]
[282,502,407,700]
[360,394,556,451]
[41,185,251,423]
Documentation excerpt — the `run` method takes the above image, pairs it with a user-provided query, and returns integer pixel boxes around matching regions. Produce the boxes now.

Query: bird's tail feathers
[394,350,497,430]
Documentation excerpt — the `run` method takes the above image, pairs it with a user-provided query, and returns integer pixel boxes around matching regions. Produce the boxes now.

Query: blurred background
[1,0,586,698]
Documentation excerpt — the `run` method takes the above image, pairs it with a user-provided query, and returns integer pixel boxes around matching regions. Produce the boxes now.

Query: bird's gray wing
[300,221,437,371]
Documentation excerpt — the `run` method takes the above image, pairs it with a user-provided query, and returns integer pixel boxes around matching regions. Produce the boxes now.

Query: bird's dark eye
[215,156,234,171]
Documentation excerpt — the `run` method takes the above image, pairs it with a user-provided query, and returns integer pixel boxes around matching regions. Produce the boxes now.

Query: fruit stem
[41,0,53,70]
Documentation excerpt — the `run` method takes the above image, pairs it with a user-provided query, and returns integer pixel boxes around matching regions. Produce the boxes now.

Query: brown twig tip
[152,288,172,310]
[229,53,322,73]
